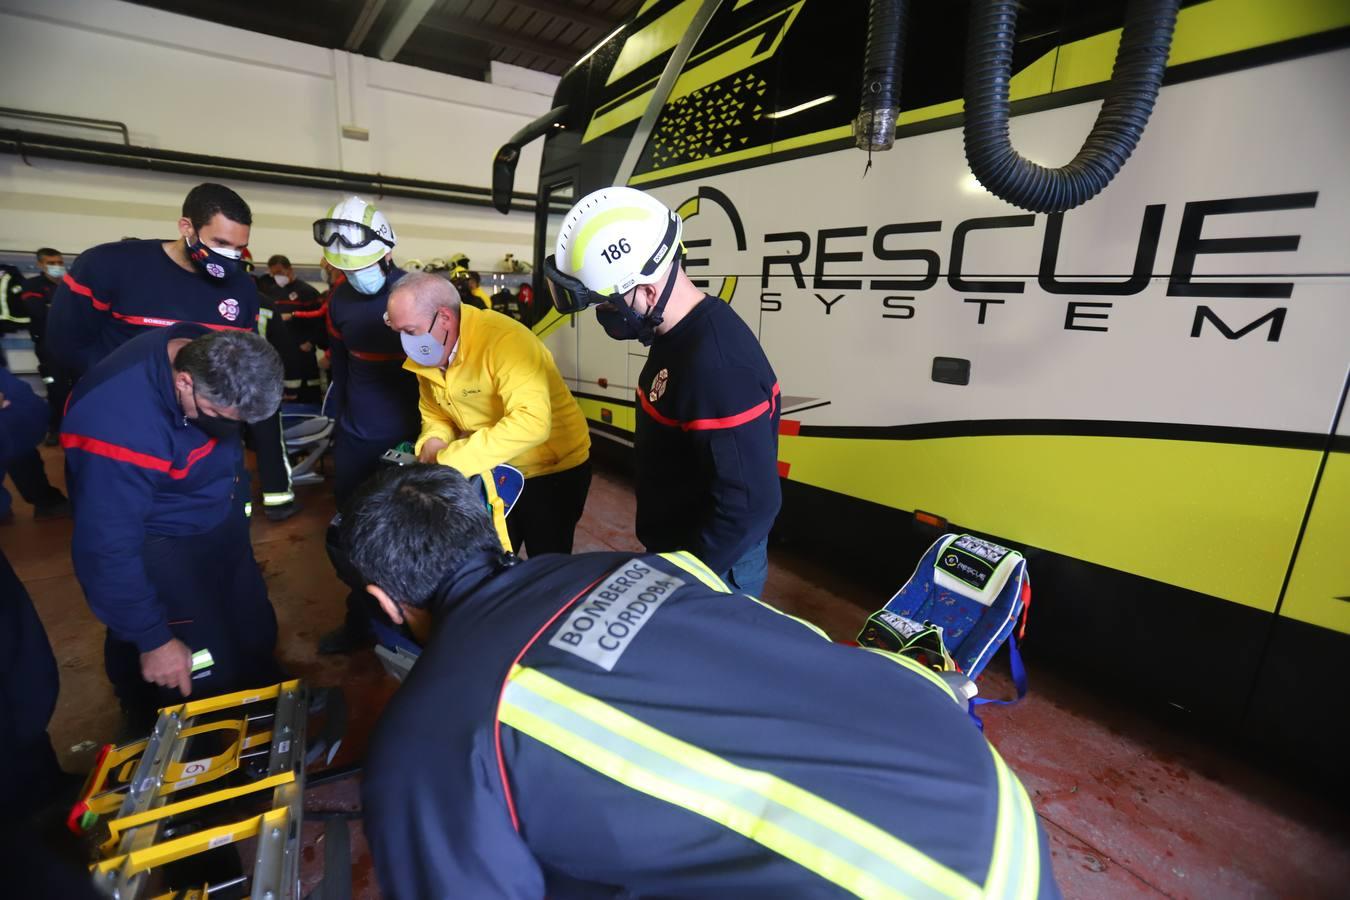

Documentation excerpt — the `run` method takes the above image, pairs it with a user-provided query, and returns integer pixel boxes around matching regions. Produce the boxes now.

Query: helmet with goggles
[543,187,682,315]
[313,196,396,271]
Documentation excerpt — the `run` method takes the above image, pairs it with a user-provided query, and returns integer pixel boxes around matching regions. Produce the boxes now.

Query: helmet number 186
[601,239,632,264]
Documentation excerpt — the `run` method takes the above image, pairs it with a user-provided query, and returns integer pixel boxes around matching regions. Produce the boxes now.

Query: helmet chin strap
[634,248,683,345]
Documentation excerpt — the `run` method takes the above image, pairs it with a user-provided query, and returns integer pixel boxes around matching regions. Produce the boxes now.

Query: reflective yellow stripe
[861,646,965,706]
[657,550,727,592]
[262,492,294,506]
[501,666,980,900]
[985,748,1042,899]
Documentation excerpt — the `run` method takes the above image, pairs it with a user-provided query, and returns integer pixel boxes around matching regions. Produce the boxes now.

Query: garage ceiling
[124,0,642,80]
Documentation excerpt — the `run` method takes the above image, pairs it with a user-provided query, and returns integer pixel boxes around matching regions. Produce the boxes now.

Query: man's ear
[177,217,194,240]
[366,584,404,624]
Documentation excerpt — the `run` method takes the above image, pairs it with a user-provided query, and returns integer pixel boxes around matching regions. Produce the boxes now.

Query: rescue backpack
[858,533,1030,714]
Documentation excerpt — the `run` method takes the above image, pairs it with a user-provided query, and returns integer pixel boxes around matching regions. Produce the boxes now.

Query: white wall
[0,0,559,268]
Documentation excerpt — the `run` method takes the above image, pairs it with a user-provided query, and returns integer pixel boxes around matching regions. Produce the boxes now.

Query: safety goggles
[312,218,395,250]
[542,255,606,314]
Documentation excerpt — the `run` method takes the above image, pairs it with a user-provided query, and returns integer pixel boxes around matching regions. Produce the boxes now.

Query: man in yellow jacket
[385,272,591,555]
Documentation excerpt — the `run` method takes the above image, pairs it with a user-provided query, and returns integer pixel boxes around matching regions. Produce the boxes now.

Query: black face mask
[190,387,243,441]
[186,234,241,280]
[594,250,683,346]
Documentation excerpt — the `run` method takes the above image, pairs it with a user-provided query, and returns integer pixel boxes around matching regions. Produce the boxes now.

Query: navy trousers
[103,506,282,718]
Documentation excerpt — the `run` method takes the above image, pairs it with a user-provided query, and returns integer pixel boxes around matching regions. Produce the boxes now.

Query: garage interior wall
[0,0,558,269]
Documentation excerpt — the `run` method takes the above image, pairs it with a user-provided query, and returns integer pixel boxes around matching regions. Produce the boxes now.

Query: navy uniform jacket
[47,239,260,375]
[364,550,1057,900]
[60,324,244,653]
[325,270,420,441]
[635,297,782,572]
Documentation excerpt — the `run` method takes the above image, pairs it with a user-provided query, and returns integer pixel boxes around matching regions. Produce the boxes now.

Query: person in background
[467,270,494,310]
[0,274,70,523]
[20,249,77,445]
[385,272,591,557]
[312,196,421,654]
[61,327,285,731]
[46,183,298,521]
[266,255,324,405]
[545,187,781,598]
[449,266,489,310]
[345,464,1060,900]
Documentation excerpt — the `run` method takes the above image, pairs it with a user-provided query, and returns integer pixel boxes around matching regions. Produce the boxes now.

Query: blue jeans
[720,538,769,598]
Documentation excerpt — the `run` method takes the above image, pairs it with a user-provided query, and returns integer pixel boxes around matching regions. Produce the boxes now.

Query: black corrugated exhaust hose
[853,0,909,152]
[963,0,1180,213]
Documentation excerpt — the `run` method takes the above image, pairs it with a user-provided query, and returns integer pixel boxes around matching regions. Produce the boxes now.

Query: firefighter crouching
[343,463,1060,899]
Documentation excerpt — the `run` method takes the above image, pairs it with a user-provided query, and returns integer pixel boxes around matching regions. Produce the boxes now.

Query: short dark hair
[342,464,500,607]
[267,254,291,268]
[173,330,283,422]
[35,247,61,260]
[182,183,252,231]
[467,270,481,285]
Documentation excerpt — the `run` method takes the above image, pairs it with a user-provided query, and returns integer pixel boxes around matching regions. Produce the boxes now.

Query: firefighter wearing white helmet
[311,196,422,655]
[314,195,397,294]
[544,187,782,597]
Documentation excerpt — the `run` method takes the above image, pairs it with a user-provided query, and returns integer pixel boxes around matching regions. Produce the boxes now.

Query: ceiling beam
[378,0,438,60]
[344,0,388,50]
[420,15,582,65]
[506,0,618,32]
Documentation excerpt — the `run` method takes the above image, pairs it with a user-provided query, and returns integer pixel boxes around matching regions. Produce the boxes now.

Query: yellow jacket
[406,304,590,479]
[472,285,493,309]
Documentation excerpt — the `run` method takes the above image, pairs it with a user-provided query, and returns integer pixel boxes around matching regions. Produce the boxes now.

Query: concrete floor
[4,443,1349,898]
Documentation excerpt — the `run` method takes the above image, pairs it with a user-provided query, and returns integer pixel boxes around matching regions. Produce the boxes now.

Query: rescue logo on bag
[951,534,1012,566]
[939,544,999,592]
[549,559,684,671]
[649,368,669,402]
[218,298,240,321]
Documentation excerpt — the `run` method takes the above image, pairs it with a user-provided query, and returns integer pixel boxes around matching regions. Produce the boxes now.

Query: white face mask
[273,274,290,287]
[400,310,456,367]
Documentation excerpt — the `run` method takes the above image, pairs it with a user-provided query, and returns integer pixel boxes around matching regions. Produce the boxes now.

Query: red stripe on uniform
[109,311,249,332]
[61,433,218,480]
[636,382,782,431]
[63,273,111,310]
[350,349,404,362]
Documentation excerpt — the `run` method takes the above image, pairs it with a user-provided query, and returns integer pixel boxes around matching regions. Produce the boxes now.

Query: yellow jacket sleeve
[435,332,553,477]
[414,376,458,455]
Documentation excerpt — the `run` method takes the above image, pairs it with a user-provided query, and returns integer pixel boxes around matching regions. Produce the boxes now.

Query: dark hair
[35,247,61,260]
[173,330,282,422]
[182,183,252,231]
[342,464,500,607]
[467,270,480,284]
[267,254,291,268]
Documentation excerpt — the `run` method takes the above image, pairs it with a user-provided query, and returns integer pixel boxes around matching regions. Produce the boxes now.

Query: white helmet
[553,187,682,299]
[313,195,396,271]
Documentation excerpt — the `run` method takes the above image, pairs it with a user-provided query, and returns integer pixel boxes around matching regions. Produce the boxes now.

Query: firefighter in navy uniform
[60,326,286,728]
[547,187,781,597]
[260,254,324,404]
[46,182,298,521]
[312,196,421,654]
[344,465,1060,899]
[20,248,78,443]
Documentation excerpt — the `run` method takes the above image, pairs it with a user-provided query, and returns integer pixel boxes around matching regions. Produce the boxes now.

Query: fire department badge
[218,298,240,321]
[649,368,669,402]
[206,262,226,279]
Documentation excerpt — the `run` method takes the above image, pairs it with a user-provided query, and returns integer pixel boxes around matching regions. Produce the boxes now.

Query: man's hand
[140,638,193,697]
[419,438,449,463]
[281,312,294,321]
[0,390,9,409]
[299,341,314,353]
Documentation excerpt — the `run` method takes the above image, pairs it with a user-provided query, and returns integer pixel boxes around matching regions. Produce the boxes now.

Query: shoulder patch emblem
[649,368,669,403]
[218,298,240,321]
